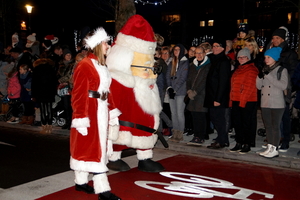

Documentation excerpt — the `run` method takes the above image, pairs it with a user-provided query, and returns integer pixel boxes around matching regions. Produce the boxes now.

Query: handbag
[184,94,190,104]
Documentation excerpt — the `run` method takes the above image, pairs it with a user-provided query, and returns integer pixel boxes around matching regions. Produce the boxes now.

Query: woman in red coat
[229,47,258,154]
[70,27,121,200]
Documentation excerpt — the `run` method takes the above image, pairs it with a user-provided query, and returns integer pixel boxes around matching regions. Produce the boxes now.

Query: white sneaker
[259,144,271,156]
[262,143,268,148]
[7,117,19,124]
[262,145,279,158]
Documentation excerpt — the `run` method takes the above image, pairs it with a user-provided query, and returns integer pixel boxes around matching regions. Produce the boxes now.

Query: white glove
[76,127,88,136]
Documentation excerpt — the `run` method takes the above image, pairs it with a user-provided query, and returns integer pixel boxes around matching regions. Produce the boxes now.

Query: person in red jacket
[229,47,258,154]
[70,27,121,200]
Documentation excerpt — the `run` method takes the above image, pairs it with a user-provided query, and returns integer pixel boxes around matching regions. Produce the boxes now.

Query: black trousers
[209,107,230,145]
[191,111,206,140]
[232,101,257,145]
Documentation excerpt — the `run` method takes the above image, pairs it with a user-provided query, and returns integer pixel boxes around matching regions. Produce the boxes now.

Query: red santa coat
[70,53,111,173]
[108,71,162,150]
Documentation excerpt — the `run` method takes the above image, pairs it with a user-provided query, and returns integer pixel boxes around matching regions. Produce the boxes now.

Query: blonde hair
[171,53,178,77]
[199,42,212,53]
[91,42,106,66]
[245,38,259,59]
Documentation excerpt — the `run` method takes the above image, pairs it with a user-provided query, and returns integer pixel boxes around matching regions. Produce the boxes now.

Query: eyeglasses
[195,52,204,55]
[130,65,162,75]
[162,52,169,55]
[237,56,248,59]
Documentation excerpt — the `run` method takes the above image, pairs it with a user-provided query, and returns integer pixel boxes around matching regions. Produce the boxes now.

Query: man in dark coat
[204,39,231,149]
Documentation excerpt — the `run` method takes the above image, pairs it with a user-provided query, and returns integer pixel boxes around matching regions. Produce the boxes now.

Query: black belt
[119,120,157,134]
[88,90,108,100]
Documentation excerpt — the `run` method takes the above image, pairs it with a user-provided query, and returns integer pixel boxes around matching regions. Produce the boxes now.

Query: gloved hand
[263,70,269,76]
[167,88,175,99]
[76,127,88,136]
[258,69,264,79]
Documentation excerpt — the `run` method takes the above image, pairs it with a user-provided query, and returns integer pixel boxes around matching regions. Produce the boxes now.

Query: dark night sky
[26,0,184,42]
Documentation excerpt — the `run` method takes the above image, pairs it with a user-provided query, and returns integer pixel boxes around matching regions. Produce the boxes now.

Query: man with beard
[106,15,164,173]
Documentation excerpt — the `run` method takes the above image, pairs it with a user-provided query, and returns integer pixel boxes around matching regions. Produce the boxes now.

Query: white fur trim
[71,117,90,128]
[109,108,121,120]
[106,45,134,76]
[108,125,120,141]
[93,173,111,194]
[74,170,89,185]
[113,131,158,149]
[70,157,108,173]
[85,27,109,49]
[109,151,122,161]
[136,149,153,160]
[116,32,156,55]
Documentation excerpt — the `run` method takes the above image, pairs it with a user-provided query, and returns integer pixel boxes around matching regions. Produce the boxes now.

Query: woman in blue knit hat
[256,47,288,158]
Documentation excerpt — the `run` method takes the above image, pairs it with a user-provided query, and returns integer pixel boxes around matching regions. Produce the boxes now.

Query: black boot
[99,191,121,200]
[239,144,251,154]
[138,159,164,172]
[229,143,242,152]
[75,183,94,194]
[107,159,130,171]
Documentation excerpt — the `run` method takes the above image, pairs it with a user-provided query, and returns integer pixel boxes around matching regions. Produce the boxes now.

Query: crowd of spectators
[0,23,300,157]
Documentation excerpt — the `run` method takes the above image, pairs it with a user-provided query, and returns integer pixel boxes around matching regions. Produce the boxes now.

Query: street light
[25,4,33,33]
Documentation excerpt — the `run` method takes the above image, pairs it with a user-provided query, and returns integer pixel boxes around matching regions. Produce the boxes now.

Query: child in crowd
[256,47,288,158]
[6,66,21,123]
[18,64,35,125]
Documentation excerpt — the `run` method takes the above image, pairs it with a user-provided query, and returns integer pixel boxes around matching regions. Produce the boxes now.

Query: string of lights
[134,0,170,5]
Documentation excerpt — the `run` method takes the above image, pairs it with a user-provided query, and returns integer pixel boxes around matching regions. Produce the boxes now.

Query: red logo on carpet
[135,172,274,199]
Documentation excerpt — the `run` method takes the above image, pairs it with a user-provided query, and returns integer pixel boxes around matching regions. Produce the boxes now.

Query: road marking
[0,141,15,147]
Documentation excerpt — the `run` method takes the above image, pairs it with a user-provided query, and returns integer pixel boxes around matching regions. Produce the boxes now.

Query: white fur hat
[84,27,109,49]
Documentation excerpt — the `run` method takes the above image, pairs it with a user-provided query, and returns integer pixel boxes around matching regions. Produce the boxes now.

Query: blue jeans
[169,95,185,131]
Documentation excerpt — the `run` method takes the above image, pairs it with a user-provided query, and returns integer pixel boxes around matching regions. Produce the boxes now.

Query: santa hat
[27,33,36,42]
[84,27,109,49]
[44,35,59,44]
[115,14,156,55]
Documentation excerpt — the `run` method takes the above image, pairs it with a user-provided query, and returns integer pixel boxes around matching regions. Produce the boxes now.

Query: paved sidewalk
[1,109,300,170]
[156,109,300,170]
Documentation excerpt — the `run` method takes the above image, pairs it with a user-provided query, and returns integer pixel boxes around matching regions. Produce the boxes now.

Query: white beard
[133,76,162,115]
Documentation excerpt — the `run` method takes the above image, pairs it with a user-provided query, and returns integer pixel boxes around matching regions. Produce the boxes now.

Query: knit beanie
[63,48,72,57]
[272,29,286,40]
[12,33,19,42]
[27,33,36,42]
[264,47,282,61]
[237,47,251,60]
[238,23,248,34]
[212,38,226,49]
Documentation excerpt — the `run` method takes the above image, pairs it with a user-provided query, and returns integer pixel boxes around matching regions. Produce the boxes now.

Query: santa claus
[106,14,164,173]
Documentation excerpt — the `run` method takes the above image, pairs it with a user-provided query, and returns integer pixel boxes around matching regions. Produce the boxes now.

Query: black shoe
[204,134,209,140]
[239,144,251,154]
[229,143,242,152]
[99,191,121,200]
[31,121,41,126]
[107,159,130,171]
[75,183,94,194]
[138,159,164,172]
[207,142,225,149]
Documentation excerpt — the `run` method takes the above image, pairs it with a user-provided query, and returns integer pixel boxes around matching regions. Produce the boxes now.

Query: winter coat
[31,58,57,102]
[166,44,189,96]
[230,60,258,108]
[19,71,32,102]
[291,62,300,109]
[7,71,21,99]
[256,63,288,108]
[186,56,211,112]
[204,51,231,108]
